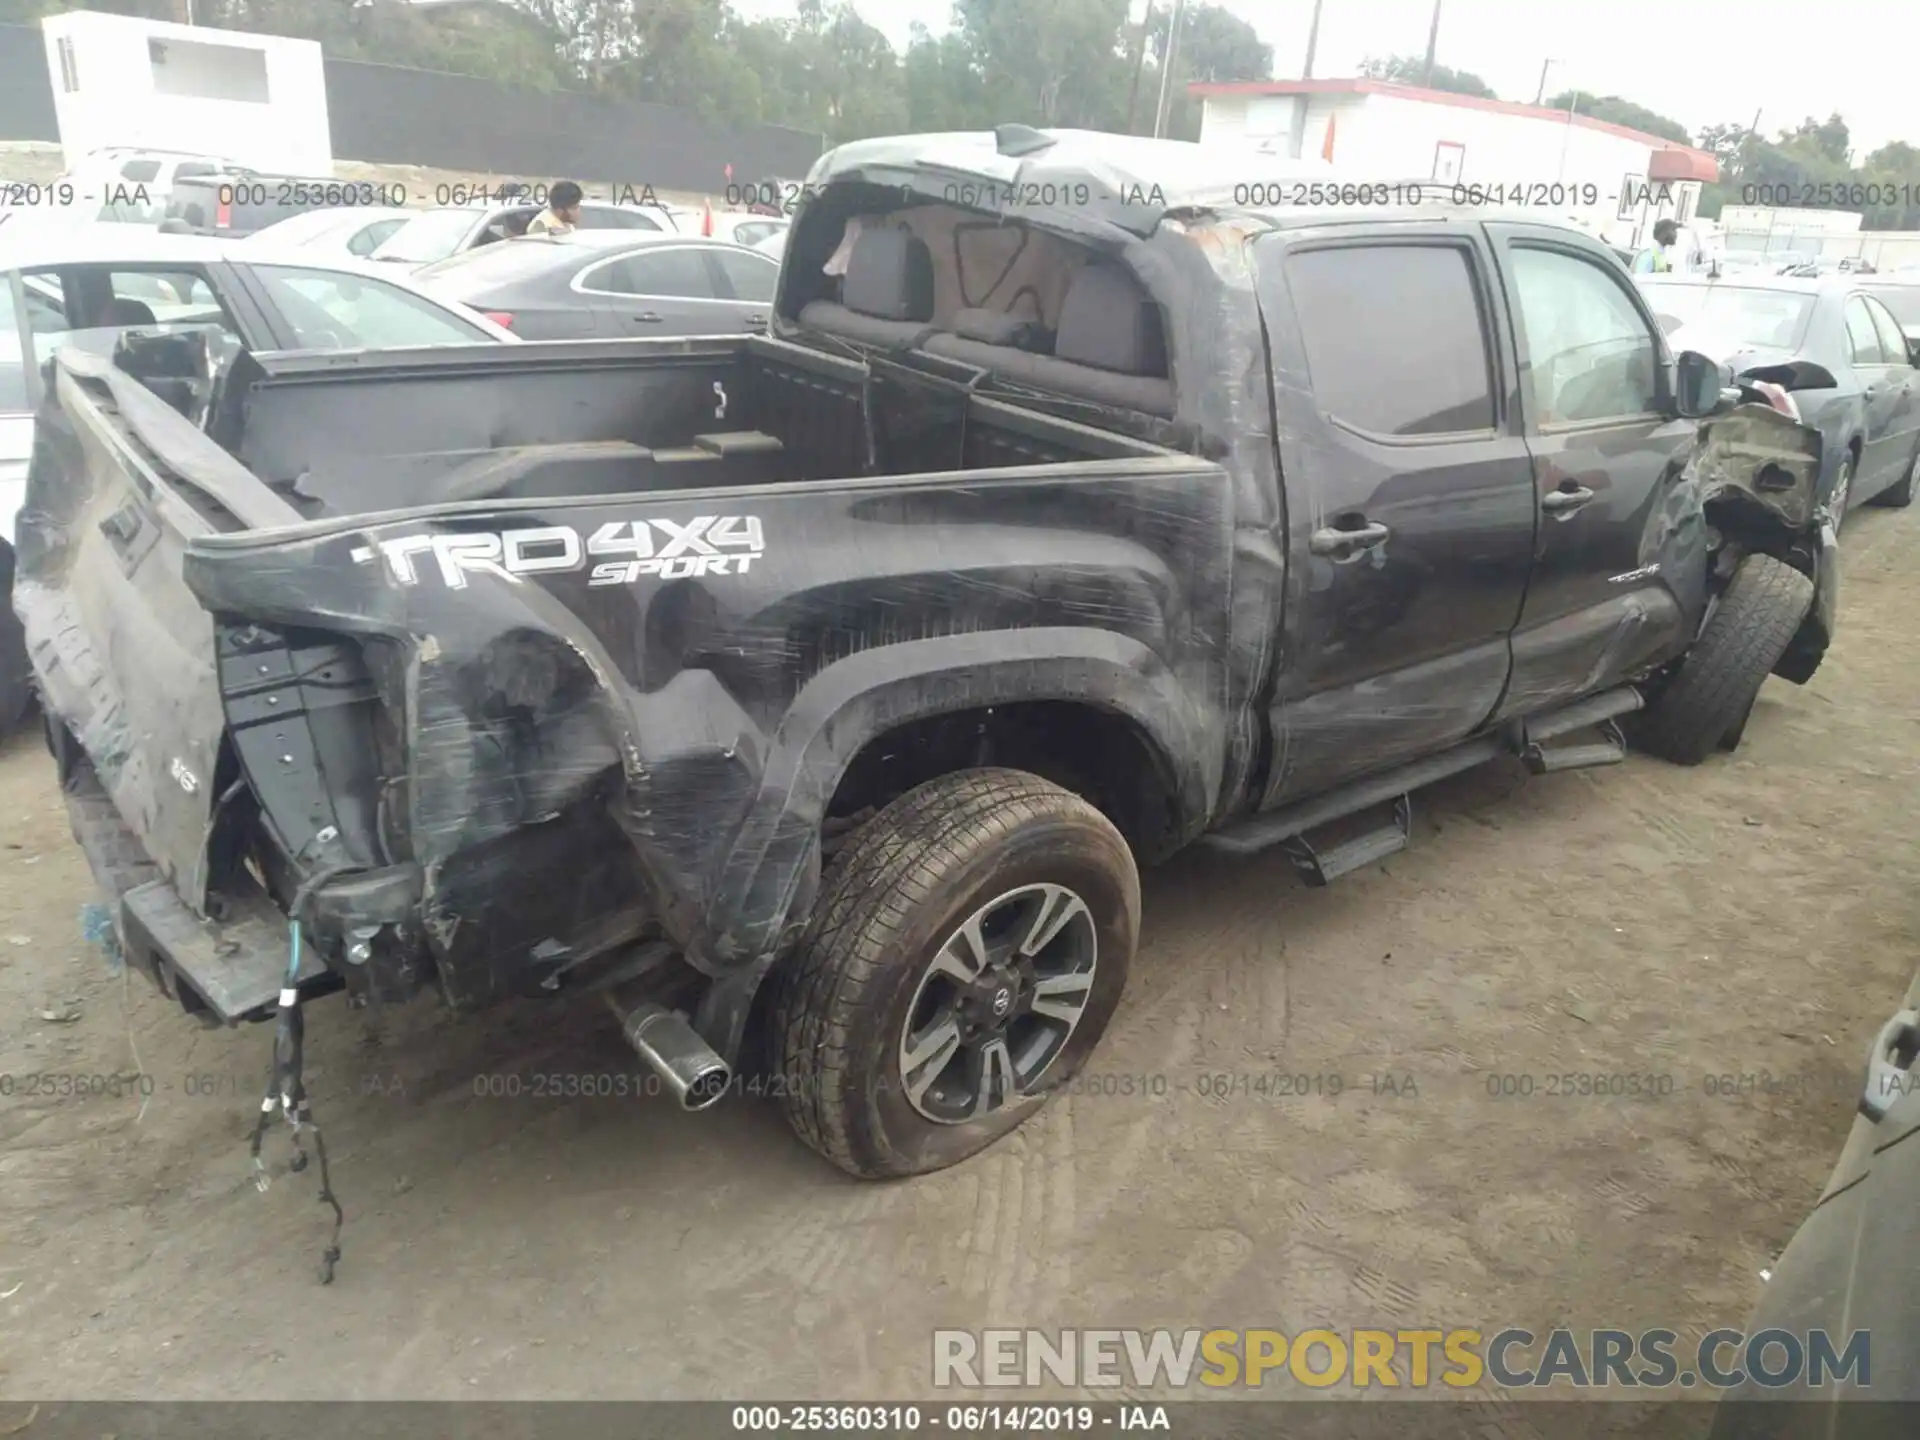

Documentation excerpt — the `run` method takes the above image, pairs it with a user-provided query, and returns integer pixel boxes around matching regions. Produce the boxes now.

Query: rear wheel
[1634,554,1814,766]
[770,768,1139,1179]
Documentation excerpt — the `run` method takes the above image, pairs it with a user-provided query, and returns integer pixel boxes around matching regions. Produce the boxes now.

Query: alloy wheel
[896,883,1099,1124]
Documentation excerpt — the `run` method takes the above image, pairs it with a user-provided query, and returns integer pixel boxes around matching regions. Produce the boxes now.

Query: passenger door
[1253,229,1539,807]
[707,246,778,334]
[1488,225,1701,719]
[1864,296,1920,491]
[577,246,757,337]
[1853,295,1917,493]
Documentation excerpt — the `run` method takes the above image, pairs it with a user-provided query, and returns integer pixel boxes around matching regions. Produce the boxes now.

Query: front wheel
[1871,439,1918,509]
[1634,553,1814,766]
[770,768,1139,1179]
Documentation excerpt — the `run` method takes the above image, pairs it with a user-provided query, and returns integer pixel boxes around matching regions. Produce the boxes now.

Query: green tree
[1152,3,1271,139]
[1545,90,1690,145]
[952,0,1133,129]
[1359,53,1496,99]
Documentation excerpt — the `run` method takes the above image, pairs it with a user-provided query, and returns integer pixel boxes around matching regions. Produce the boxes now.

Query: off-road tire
[1871,439,1918,509]
[1635,554,1813,766]
[770,768,1139,1179]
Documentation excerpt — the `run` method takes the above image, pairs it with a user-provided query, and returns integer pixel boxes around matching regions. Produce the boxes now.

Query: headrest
[842,227,935,323]
[99,298,158,328]
[1054,265,1167,376]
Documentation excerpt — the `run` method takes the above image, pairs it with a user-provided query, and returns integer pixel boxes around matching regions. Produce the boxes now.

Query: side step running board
[1201,685,1645,863]
[1283,795,1411,887]
[1201,736,1503,858]
[1515,686,1642,775]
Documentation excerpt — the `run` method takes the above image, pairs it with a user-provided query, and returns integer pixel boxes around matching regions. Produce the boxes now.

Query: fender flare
[685,627,1222,1057]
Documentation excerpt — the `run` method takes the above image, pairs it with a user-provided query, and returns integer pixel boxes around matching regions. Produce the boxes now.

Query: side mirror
[1674,349,1732,419]
[1908,337,1920,368]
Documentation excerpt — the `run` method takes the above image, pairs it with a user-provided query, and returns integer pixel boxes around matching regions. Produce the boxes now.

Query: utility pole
[1533,58,1556,106]
[1124,2,1155,135]
[1151,0,1187,140]
[1302,0,1324,80]
[1421,0,1443,87]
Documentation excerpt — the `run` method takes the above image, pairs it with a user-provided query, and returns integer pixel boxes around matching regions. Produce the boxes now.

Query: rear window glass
[414,237,574,285]
[1637,281,1817,351]
[575,206,665,231]
[1285,244,1496,436]
[371,209,484,264]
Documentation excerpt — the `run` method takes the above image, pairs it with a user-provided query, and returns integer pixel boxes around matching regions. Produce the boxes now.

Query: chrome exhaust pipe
[607,997,731,1111]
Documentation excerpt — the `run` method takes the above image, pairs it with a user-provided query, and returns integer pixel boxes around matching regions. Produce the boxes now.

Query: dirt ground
[0,505,1915,1403]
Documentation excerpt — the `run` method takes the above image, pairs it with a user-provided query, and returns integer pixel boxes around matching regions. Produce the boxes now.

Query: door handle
[744,313,768,331]
[1308,520,1390,556]
[1541,485,1595,514]
[632,311,663,324]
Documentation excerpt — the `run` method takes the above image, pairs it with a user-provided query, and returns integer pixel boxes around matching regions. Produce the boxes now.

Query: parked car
[241,206,415,261]
[754,228,789,259]
[0,231,516,729]
[54,147,243,226]
[412,231,779,338]
[706,212,791,249]
[1638,274,1920,527]
[367,201,673,269]
[14,132,1830,1255]
[1709,961,1920,1430]
[162,171,376,238]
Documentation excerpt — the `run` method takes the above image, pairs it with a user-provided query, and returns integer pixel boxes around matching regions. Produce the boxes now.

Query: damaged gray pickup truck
[17,130,1834,1206]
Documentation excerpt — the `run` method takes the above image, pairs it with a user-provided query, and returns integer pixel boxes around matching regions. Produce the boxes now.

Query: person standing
[525,181,584,236]
[1632,219,1681,274]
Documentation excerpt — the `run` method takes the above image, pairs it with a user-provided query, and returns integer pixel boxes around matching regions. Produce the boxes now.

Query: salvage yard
[0,506,1916,1401]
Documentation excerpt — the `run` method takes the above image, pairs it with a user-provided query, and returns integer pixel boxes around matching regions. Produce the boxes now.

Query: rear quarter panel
[185,456,1236,977]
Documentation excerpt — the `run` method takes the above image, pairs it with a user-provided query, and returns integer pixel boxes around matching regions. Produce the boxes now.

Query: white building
[41,10,331,174]
[1190,78,1718,252]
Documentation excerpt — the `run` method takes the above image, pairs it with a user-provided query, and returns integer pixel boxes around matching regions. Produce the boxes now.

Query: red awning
[1650,148,1718,184]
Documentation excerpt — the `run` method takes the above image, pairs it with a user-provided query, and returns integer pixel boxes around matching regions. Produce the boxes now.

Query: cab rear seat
[797,231,1173,416]
[797,227,938,349]
[924,263,1174,417]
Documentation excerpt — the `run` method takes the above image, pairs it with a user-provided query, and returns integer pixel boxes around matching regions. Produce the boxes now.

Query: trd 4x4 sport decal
[351,516,766,590]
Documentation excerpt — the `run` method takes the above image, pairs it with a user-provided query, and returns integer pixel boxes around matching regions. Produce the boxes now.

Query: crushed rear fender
[181,473,1232,1010]
[1689,403,1834,683]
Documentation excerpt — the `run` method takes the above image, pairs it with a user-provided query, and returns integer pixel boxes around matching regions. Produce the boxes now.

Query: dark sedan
[410,232,780,340]
[1638,274,1920,526]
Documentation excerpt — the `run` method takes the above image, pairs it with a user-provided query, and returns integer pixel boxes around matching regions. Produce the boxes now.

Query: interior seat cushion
[797,299,930,350]
[923,333,1174,418]
[1053,264,1168,376]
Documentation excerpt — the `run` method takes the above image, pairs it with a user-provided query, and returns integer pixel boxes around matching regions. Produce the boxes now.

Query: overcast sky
[727,0,1918,159]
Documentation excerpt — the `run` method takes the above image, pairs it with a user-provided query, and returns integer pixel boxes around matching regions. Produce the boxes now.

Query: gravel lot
[0,504,1915,1402]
